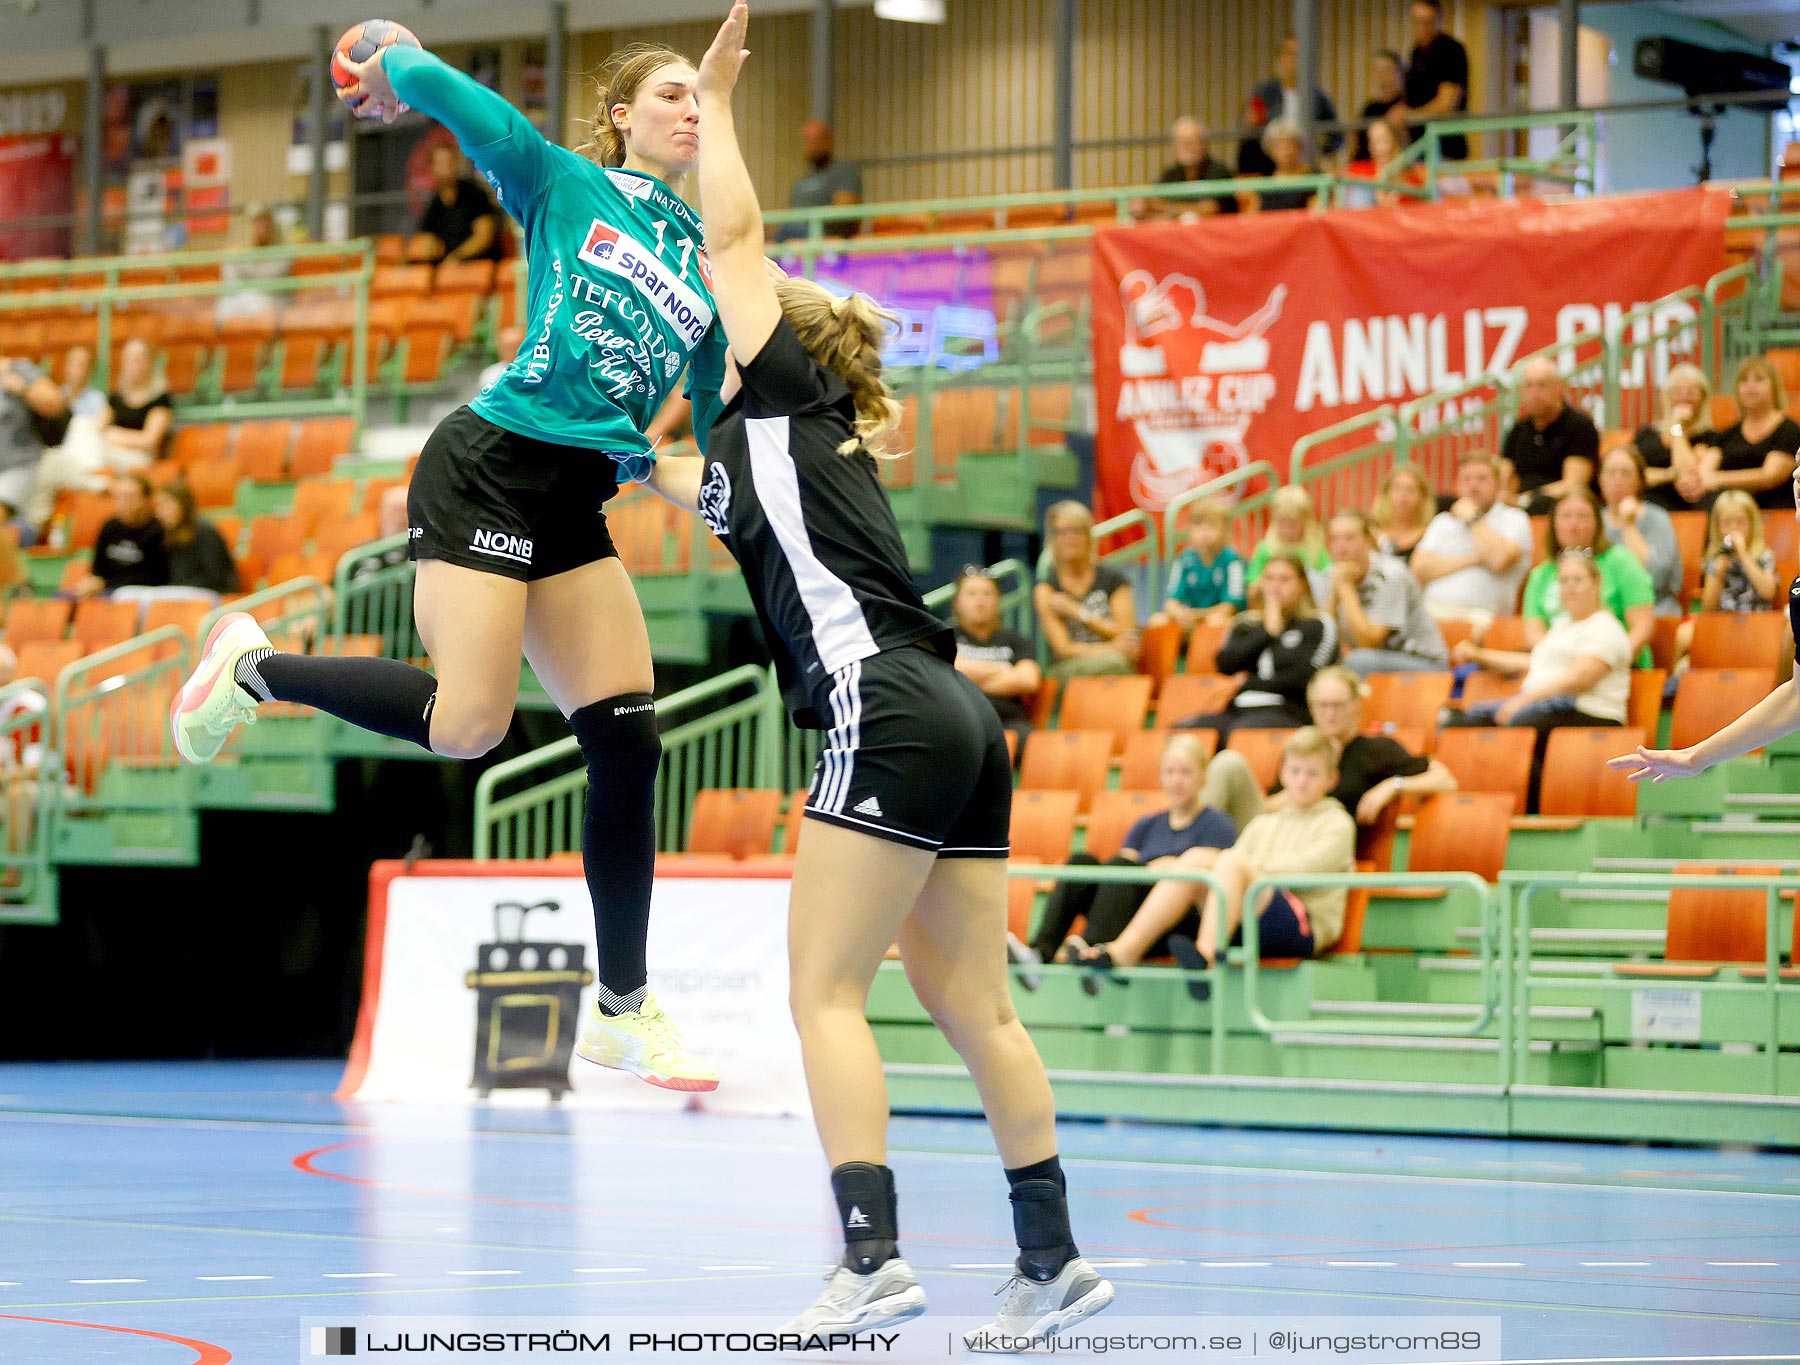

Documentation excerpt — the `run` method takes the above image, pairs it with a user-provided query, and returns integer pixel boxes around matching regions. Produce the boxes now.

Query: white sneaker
[170,612,269,764]
[781,1257,927,1337]
[964,1256,1114,1352]
[1006,932,1044,992]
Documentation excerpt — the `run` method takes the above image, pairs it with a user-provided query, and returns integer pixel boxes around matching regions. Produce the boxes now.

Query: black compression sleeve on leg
[1005,1154,1078,1281]
[569,693,661,1012]
[235,649,437,750]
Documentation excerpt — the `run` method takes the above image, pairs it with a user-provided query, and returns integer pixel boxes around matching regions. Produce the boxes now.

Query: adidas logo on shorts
[854,796,884,818]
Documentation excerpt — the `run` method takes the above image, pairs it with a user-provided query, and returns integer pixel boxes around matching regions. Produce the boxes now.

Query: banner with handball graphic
[1089,187,1732,520]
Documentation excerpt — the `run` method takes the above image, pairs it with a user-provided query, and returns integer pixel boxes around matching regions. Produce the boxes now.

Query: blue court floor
[0,1061,1795,1363]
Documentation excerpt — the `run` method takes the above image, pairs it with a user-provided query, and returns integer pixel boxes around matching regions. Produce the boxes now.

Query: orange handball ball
[331,20,421,111]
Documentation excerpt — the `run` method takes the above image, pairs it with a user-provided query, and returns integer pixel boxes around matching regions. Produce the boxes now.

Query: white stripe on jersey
[746,416,880,676]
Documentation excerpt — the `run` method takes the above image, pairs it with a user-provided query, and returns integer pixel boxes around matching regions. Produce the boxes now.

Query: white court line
[446,1270,520,1277]
[1706,1260,1779,1266]
[1578,1261,1650,1267]
[572,1268,644,1273]
[0,1282,18,1287]
[70,1278,144,1284]
[1451,1262,1524,1268]
[197,1275,272,1281]
[324,1272,395,1279]
[1327,1261,1398,1267]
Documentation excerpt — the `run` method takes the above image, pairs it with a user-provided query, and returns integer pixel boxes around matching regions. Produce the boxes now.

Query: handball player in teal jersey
[171,30,727,1090]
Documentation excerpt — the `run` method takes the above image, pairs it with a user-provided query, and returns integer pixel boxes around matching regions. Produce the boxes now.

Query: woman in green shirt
[1521,489,1654,665]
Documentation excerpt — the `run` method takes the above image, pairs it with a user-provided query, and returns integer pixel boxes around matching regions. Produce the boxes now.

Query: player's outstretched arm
[1609,677,1800,782]
[646,453,704,513]
[694,4,782,367]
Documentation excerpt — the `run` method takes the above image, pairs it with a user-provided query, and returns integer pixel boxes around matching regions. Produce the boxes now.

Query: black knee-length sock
[570,694,661,1013]
[235,649,437,749]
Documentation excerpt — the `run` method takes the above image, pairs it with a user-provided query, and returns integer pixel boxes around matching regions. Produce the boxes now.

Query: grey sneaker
[780,1257,927,1338]
[963,1256,1114,1352]
[1006,933,1044,992]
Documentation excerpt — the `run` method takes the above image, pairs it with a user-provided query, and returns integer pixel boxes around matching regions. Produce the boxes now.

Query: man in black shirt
[950,568,1042,752]
[1501,357,1600,515]
[407,145,504,264]
[1398,0,1469,161]
[1137,117,1240,221]
[78,473,168,597]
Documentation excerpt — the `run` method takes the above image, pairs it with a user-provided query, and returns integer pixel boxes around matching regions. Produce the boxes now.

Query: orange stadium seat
[14,639,82,685]
[4,598,71,649]
[1614,864,1782,979]
[684,789,783,859]
[1460,671,1521,709]
[312,513,382,564]
[1628,669,1666,737]
[186,456,242,510]
[1669,510,1707,604]
[1671,668,1777,751]
[434,260,495,294]
[1058,675,1152,754]
[398,325,455,384]
[65,491,113,550]
[1484,616,1530,652]
[1227,727,1294,792]
[1407,791,1512,883]
[248,513,305,566]
[1363,671,1454,732]
[234,420,293,483]
[371,265,431,298]
[780,787,811,854]
[1538,727,1645,818]
[1019,730,1112,814]
[1157,673,1238,728]
[1689,612,1787,669]
[1433,726,1536,815]
[57,558,92,594]
[290,416,355,480]
[290,479,357,542]
[141,598,211,643]
[1135,621,1182,696]
[1006,789,1080,940]
[1184,621,1228,675]
[1118,729,1174,790]
[70,599,141,654]
[1083,790,1165,863]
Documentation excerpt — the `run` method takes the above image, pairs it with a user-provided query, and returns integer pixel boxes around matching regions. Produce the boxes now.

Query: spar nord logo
[469,529,534,564]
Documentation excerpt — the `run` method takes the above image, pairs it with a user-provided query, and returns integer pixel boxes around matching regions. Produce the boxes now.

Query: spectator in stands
[59,346,106,423]
[1135,117,1240,222]
[1168,727,1357,985]
[951,566,1041,753]
[1273,666,1455,853]
[1396,0,1469,161]
[77,473,168,598]
[1502,357,1599,515]
[1239,36,1343,177]
[1451,550,1631,813]
[1353,50,1409,161]
[1372,462,1434,564]
[347,484,414,584]
[1159,498,1246,630]
[1247,485,1328,589]
[1598,445,1683,618]
[218,204,289,322]
[774,120,862,241]
[1690,356,1800,511]
[1671,491,1782,675]
[1325,510,1448,675]
[407,145,504,264]
[1035,500,1140,681]
[0,356,67,528]
[100,339,172,468]
[1634,362,1712,511]
[1522,489,1655,664]
[154,482,238,596]
[1343,120,1422,208]
[1413,450,1533,633]
[1022,733,1236,980]
[1175,553,1337,741]
[1249,121,1317,213]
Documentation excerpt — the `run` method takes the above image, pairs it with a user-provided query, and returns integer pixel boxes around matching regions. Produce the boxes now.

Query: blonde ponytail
[773,277,905,456]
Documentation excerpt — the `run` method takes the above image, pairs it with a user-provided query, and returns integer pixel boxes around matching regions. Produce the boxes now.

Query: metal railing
[52,626,192,811]
[1161,461,1283,581]
[473,664,786,861]
[330,533,421,662]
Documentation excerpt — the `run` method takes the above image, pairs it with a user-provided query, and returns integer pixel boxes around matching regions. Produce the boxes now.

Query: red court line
[0,1314,231,1362]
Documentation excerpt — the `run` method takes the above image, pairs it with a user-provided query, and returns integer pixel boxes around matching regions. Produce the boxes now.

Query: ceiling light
[875,0,945,23]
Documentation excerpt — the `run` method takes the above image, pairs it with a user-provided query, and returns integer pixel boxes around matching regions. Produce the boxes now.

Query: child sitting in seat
[1246,485,1329,595]
[1673,489,1782,673]
[1157,498,1246,631]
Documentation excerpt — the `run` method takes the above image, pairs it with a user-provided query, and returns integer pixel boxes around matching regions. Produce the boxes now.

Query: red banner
[0,132,75,262]
[1090,188,1732,521]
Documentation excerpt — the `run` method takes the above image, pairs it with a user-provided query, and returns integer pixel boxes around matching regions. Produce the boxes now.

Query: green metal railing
[1507,871,1796,1098]
[1387,110,1598,201]
[0,240,376,442]
[0,680,57,925]
[1287,405,1402,519]
[330,533,421,662]
[473,664,785,861]
[52,625,192,814]
[1160,461,1283,584]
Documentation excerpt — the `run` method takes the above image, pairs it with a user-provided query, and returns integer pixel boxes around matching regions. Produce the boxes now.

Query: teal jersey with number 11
[386,47,727,481]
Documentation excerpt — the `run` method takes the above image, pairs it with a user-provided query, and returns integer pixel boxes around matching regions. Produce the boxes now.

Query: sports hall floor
[0,1061,1794,1363]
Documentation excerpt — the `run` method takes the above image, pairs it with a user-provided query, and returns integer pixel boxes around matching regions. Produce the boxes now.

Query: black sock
[235,648,437,750]
[1006,1154,1078,1281]
[569,693,660,1012]
[831,1162,899,1274]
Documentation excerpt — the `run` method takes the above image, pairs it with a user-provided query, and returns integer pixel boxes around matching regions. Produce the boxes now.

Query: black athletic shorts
[804,644,1012,858]
[409,405,622,582]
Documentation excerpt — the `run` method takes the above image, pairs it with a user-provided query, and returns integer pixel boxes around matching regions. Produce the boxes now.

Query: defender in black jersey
[643,7,1115,1349]
[1613,464,1800,781]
